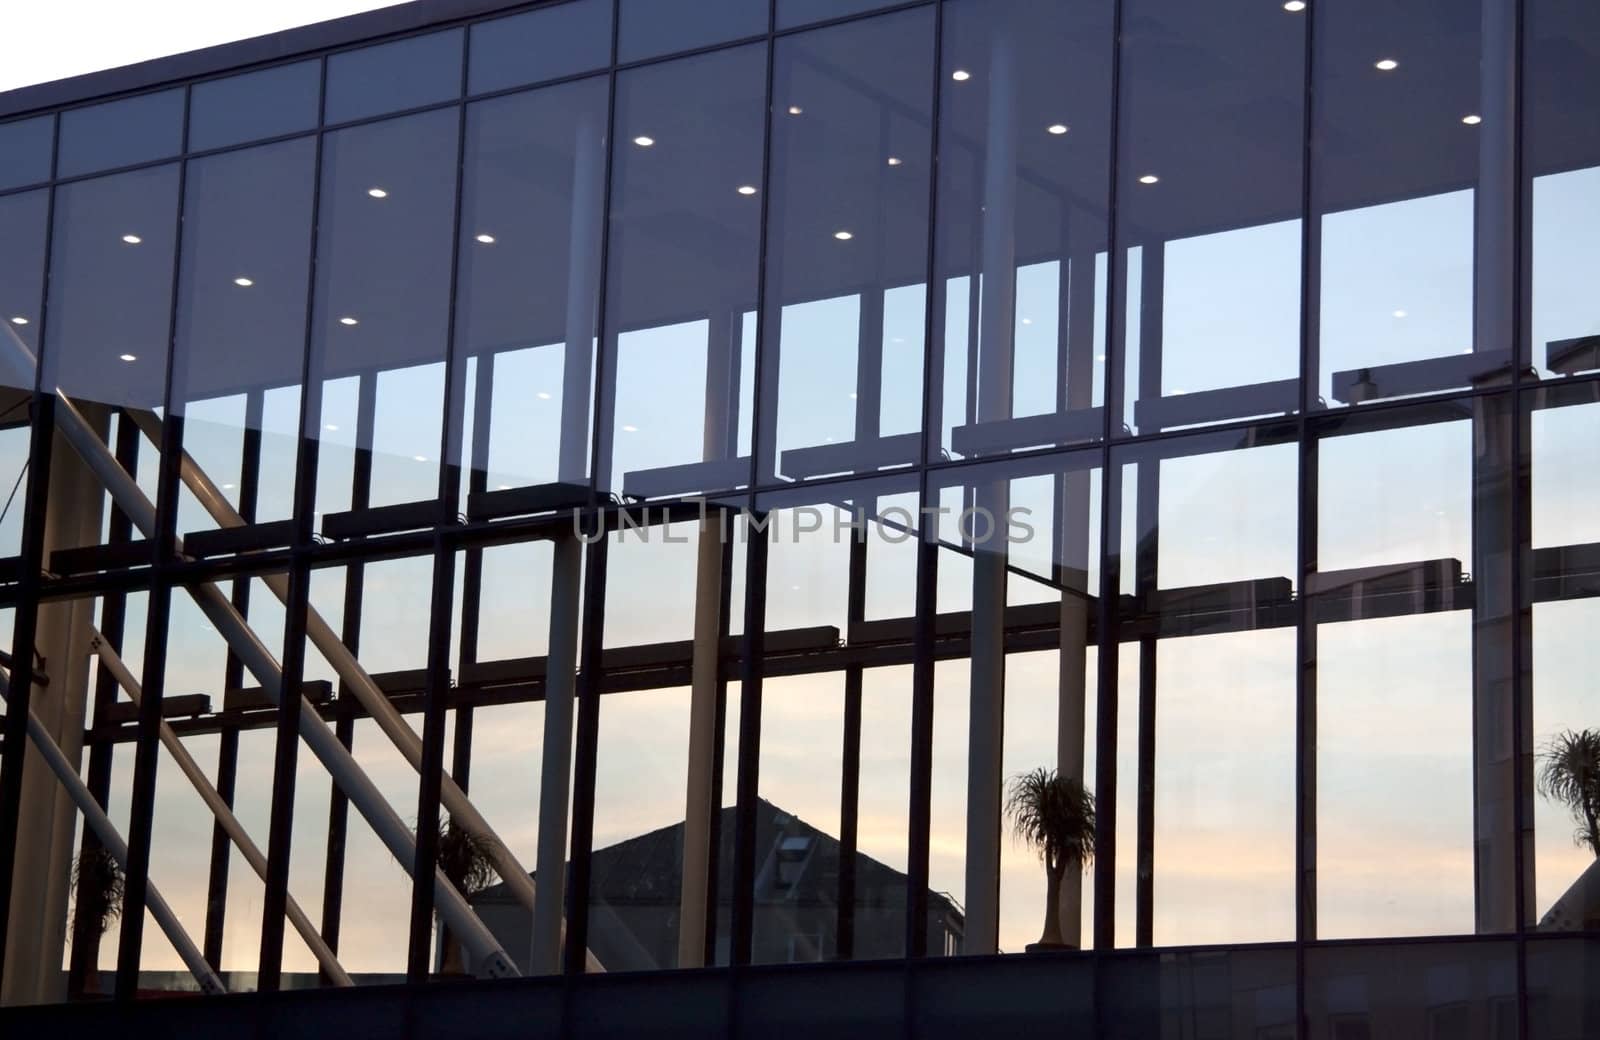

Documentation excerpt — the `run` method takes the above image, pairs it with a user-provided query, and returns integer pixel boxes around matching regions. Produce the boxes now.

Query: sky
[0,1,413,95]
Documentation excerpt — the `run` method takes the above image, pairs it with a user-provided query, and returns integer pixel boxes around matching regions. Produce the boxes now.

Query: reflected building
[0,0,1597,1036]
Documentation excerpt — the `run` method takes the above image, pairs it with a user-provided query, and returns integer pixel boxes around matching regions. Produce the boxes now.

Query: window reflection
[762,9,934,483]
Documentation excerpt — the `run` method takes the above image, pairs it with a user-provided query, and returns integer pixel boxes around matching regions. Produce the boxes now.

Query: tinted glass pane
[602,45,766,499]
[1527,0,1600,378]
[456,76,608,500]
[310,108,459,521]
[0,190,49,364]
[777,0,905,31]
[1315,1,1495,406]
[0,115,53,191]
[57,89,184,178]
[1117,0,1304,436]
[935,0,1113,462]
[188,61,321,152]
[760,8,935,484]
[44,165,179,409]
[173,138,315,536]
[1307,941,1518,1039]
[325,29,463,125]
[618,0,766,62]
[469,0,612,96]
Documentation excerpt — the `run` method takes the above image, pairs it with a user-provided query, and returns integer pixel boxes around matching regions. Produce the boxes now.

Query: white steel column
[965,14,1019,956]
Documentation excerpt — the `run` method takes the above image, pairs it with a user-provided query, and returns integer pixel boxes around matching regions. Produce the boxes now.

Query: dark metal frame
[0,0,1593,1032]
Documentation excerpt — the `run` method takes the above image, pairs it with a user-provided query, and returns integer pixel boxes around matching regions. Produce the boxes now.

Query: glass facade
[0,0,1596,1033]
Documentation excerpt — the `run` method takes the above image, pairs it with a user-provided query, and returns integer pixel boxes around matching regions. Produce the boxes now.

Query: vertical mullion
[113,82,193,998]
[730,515,769,967]
[562,522,610,975]
[836,514,868,960]
[1131,245,1162,950]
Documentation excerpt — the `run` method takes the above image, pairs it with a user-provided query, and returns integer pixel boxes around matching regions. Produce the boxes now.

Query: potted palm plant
[1538,728,1600,859]
[70,846,124,996]
[435,817,499,976]
[1006,767,1095,952]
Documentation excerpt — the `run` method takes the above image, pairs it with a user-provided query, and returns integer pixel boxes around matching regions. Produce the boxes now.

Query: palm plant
[1538,728,1600,859]
[435,817,499,975]
[71,846,124,995]
[1005,767,1095,950]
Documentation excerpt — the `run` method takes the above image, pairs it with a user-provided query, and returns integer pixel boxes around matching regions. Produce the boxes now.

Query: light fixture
[325,423,340,432]
[886,156,903,166]
[1047,123,1069,135]
[475,233,496,244]
[497,484,512,491]
[1282,0,1306,10]
[788,105,803,115]
[847,392,857,400]
[834,230,854,241]
[233,276,254,287]
[1096,353,1107,362]
[632,135,655,147]
[222,483,235,490]
[413,454,428,463]
[8,316,26,325]
[1462,114,1482,126]
[121,234,142,244]
[119,353,137,362]
[1021,318,1033,325]
[1138,174,1160,184]
[951,69,971,82]
[339,316,359,326]
[536,391,552,400]
[737,185,758,195]
[622,424,638,433]
[1392,309,1408,318]
[367,187,388,198]
[1374,58,1398,71]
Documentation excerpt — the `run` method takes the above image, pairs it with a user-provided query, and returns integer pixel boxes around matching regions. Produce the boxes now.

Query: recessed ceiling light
[1461,114,1482,125]
[119,353,137,362]
[951,70,971,82]
[497,484,511,491]
[233,276,254,287]
[1392,309,1408,318]
[8,316,26,326]
[886,156,903,166]
[788,105,803,116]
[1138,174,1160,184]
[622,424,638,433]
[121,234,142,245]
[339,316,359,326]
[834,230,853,241]
[325,424,340,432]
[1047,124,1069,135]
[737,185,758,195]
[367,187,388,198]
[536,391,551,400]
[475,233,496,244]
[1282,0,1306,10]
[1021,318,1032,325]
[413,455,428,463]
[1375,58,1398,71]
[1095,354,1107,362]
[632,135,655,147]
[847,392,857,400]
[222,483,235,490]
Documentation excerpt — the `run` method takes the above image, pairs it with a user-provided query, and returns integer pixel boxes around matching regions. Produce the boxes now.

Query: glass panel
[42,165,179,559]
[0,114,53,191]
[57,90,185,178]
[1117,0,1304,436]
[188,61,321,152]
[0,189,48,362]
[324,29,463,125]
[309,108,459,525]
[1112,432,1298,946]
[1307,940,1518,1040]
[1101,947,1298,1040]
[455,76,608,504]
[618,0,766,63]
[172,138,314,540]
[1313,410,1479,939]
[762,9,934,484]
[927,450,1102,955]
[1526,0,1600,378]
[1526,937,1600,1039]
[603,45,765,499]
[777,0,906,31]
[1315,1,1497,407]
[934,0,1113,462]
[1529,388,1600,933]
[468,0,612,97]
